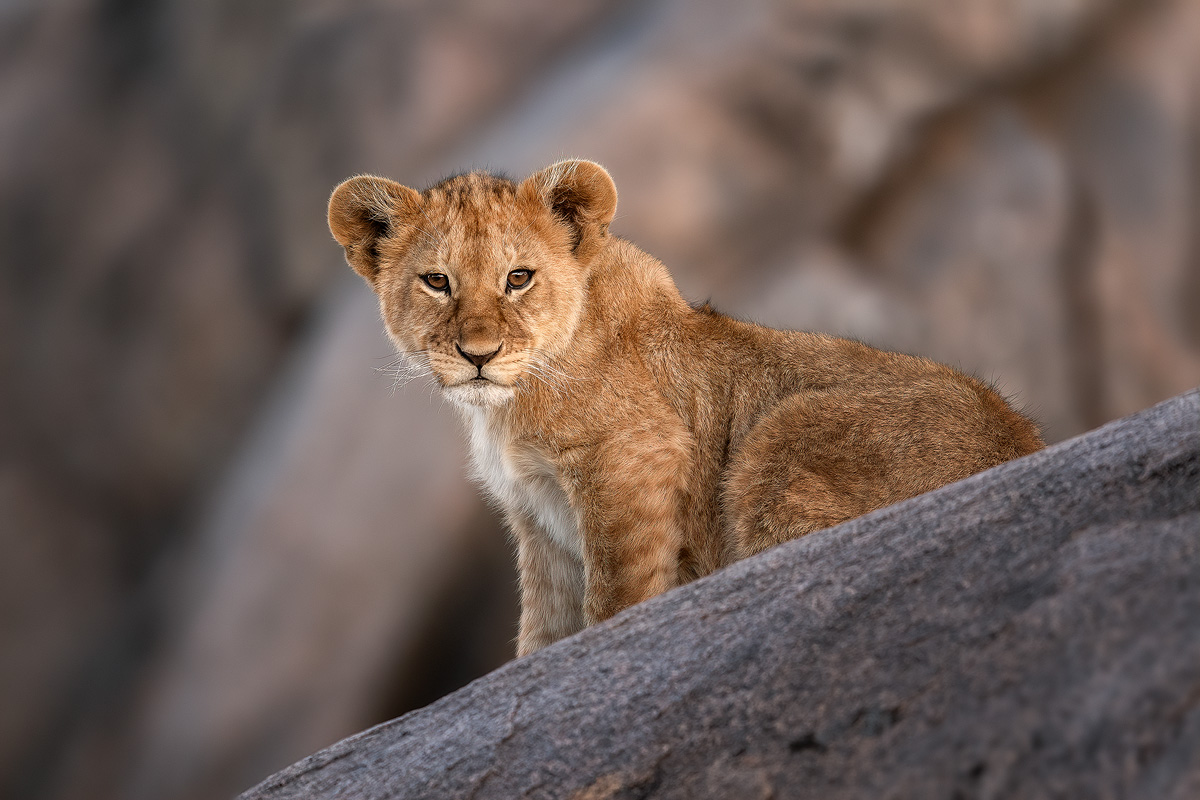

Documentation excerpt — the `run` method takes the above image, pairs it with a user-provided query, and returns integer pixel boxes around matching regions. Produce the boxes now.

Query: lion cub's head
[328,160,617,408]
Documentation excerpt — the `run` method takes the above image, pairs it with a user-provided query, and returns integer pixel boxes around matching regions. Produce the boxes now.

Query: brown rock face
[241,390,1200,800]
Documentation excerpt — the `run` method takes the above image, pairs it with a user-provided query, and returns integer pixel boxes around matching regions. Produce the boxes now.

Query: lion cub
[328,160,1044,656]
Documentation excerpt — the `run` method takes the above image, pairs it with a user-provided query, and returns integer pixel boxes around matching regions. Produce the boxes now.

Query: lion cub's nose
[457,343,502,368]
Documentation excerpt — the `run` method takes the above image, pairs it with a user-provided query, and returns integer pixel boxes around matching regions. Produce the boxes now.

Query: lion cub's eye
[506,269,533,291]
[421,273,450,292]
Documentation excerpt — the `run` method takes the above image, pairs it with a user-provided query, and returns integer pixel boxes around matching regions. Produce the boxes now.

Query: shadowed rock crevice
[242,390,1200,799]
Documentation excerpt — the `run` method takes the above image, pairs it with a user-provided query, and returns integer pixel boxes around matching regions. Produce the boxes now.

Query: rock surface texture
[242,389,1200,800]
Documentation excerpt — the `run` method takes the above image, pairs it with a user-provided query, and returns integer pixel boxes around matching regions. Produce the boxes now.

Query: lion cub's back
[717,326,1043,557]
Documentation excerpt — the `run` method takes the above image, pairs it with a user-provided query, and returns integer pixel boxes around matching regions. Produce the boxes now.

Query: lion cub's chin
[442,380,516,409]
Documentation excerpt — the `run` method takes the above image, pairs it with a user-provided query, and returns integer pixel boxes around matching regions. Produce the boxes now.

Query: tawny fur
[328,160,1045,657]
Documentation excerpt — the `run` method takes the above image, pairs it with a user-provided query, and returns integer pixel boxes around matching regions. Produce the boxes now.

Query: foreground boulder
[241,390,1200,800]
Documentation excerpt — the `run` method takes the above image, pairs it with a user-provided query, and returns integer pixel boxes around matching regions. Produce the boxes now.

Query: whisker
[519,360,573,401]
[526,350,577,384]
[373,349,436,394]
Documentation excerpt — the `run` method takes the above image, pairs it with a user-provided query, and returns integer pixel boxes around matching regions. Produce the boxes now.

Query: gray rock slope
[241,389,1200,800]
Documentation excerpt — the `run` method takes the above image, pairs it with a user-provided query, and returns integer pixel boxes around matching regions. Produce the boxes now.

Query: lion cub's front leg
[568,427,692,625]
[579,504,681,624]
[512,514,584,657]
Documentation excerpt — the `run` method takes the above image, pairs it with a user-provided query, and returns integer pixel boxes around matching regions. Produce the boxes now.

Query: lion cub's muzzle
[456,343,502,372]
[440,340,518,408]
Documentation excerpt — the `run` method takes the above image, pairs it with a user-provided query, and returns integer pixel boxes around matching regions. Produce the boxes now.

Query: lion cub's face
[328,161,617,408]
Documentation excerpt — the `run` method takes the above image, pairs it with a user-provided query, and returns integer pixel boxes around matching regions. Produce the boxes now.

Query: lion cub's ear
[519,160,617,257]
[328,175,422,282]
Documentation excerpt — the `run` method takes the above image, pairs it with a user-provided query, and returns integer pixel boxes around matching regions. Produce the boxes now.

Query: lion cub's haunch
[329,159,1044,656]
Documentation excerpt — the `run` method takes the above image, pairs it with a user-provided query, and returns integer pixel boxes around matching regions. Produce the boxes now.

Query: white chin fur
[443,381,516,408]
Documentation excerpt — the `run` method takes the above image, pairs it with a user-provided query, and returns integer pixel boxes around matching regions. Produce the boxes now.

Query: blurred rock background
[1,0,1197,798]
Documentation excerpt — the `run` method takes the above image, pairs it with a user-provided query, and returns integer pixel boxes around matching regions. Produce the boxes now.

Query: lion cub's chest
[465,410,582,561]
